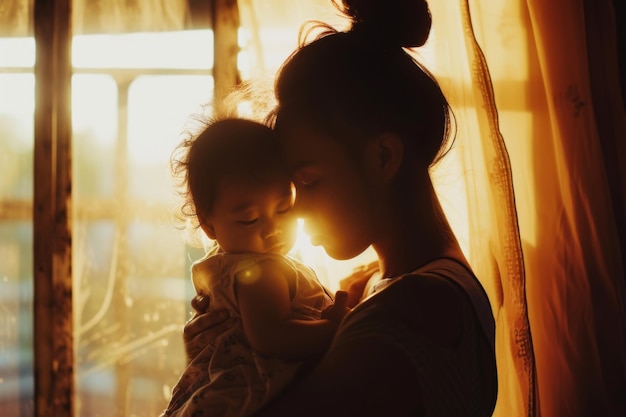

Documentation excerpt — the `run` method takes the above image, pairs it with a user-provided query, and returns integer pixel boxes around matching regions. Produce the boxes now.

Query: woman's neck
[372,174,468,278]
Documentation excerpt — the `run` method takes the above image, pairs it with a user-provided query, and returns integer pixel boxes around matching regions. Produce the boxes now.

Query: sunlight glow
[72,30,213,69]
[72,74,117,147]
[290,219,378,292]
[0,74,34,153]
[0,37,35,67]
[127,75,212,166]
[0,30,380,293]
[0,40,35,154]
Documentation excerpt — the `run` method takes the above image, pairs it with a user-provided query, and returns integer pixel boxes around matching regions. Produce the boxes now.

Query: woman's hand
[339,262,379,308]
[183,295,234,363]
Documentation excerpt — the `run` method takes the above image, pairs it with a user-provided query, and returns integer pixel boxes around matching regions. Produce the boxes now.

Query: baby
[161,118,348,417]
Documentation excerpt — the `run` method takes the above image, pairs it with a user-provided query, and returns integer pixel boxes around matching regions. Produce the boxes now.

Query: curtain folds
[425,2,537,415]
[523,0,626,415]
[465,0,626,416]
[423,0,626,415]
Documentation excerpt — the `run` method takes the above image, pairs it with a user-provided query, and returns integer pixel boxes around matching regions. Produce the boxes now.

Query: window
[1,28,216,416]
[0,34,35,417]
[0,2,374,416]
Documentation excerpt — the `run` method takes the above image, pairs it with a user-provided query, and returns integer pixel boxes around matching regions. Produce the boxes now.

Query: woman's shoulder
[351,258,487,347]
[367,258,489,315]
[368,281,465,347]
[293,259,497,417]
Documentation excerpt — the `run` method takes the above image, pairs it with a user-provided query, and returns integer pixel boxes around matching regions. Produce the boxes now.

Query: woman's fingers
[321,290,351,322]
[333,290,349,310]
[183,309,234,362]
[184,309,230,339]
[190,294,210,314]
[339,263,379,307]
[185,313,235,344]
[339,261,379,289]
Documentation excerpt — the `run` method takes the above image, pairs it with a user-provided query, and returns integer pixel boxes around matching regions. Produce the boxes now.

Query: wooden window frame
[31,1,239,416]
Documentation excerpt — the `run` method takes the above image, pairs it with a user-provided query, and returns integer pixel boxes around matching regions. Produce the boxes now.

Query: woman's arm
[253,328,423,417]
[236,258,346,361]
[182,260,375,360]
[253,274,466,417]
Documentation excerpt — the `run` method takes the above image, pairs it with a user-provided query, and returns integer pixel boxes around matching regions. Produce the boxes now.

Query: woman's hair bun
[337,0,431,47]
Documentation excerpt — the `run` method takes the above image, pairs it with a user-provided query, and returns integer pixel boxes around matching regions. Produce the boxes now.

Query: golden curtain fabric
[422,2,537,415]
[240,0,626,416]
[465,0,626,416]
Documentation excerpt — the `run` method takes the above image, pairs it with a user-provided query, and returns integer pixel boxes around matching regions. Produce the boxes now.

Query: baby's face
[203,175,297,255]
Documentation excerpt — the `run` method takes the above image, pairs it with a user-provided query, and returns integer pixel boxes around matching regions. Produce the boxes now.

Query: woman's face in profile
[278,121,377,260]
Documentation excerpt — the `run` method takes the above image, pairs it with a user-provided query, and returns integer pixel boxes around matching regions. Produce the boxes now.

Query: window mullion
[33,0,74,416]
[212,0,240,112]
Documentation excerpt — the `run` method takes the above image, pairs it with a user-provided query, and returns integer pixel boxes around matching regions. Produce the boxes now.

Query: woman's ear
[373,133,404,182]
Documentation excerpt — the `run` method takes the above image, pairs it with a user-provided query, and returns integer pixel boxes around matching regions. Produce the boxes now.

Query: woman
[183,0,497,415]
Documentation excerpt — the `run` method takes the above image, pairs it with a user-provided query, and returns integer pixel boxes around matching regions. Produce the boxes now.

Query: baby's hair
[171,117,282,241]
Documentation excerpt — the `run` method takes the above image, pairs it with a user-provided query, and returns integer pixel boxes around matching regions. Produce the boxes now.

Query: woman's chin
[310,235,323,247]
[322,245,358,261]
[310,235,360,260]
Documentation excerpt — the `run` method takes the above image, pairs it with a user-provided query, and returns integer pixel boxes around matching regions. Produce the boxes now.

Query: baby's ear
[373,133,404,182]
[200,220,216,240]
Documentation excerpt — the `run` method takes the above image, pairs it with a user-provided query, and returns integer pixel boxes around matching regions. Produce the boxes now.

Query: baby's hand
[321,290,350,323]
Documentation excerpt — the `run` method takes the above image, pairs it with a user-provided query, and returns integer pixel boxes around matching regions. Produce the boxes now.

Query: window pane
[0,74,34,200]
[0,62,35,416]
[127,74,213,201]
[72,31,213,70]
[0,223,34,416]
[72,74,118,199]
[72,33,214,417]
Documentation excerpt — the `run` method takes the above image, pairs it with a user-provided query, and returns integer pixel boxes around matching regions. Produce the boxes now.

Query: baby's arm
[236,258,345,361]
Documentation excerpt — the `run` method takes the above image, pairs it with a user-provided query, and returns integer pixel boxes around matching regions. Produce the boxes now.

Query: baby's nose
[261,219,280,238]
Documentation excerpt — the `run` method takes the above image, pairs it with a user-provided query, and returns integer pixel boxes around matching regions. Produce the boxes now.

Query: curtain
[424,0,626,415]
[420,2,538,415]
[520,0,625,415]
[460,0,626,416]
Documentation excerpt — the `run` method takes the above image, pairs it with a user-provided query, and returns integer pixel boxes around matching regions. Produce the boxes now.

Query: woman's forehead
[279,125,346,166]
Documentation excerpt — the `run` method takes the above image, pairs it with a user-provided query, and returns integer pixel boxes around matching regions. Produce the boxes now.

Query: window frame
[29,1,239,416]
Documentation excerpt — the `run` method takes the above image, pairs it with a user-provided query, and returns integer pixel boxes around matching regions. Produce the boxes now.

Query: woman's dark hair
[270,0,453,168]
[171,118,282,226]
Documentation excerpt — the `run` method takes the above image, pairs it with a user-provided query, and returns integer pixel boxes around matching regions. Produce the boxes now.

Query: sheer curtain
[421,2,537,415]
[243,1,626,416]
[453,0,625,416]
